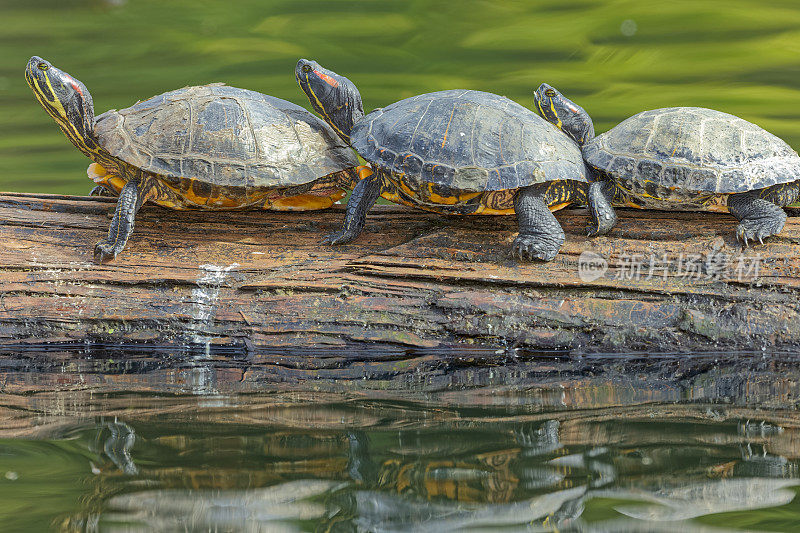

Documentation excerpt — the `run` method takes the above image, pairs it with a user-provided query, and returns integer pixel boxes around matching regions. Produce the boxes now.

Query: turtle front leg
[728,187,794,246]
[94,177,155,263]
[323,169,382,245]
[512,185,566,262]
[587,180,618,236]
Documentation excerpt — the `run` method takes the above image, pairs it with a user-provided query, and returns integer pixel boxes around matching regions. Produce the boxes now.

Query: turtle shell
[93,84,358,187]
[352,90,588,192]
[584,107,800,193]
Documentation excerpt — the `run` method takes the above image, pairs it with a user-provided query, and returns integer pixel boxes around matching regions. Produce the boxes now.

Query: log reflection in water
[1,353,800,529]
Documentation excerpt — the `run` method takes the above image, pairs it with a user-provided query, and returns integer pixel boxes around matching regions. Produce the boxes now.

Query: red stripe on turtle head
[61,73,83,97]
[313,69,339,88]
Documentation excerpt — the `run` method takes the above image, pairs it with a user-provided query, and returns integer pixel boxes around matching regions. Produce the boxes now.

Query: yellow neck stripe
[303,73,348,141]
[31,74,110,163]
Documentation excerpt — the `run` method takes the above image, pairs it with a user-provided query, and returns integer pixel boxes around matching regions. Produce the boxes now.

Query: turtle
[534,83,800,244]
[25,56,364,262]
[295,59,592,261]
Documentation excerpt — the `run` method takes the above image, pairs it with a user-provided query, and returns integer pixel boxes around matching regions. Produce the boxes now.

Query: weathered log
[1,191,799,351]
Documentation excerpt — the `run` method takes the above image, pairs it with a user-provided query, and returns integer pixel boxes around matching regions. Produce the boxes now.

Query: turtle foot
[736,216,785,247]
[586,218,614,238]
[586,181,618,237]
[586,209,617,237]
[89,185,115,197]
[94,240,122,263]
[511,234,561,262]
[322,229,359,245]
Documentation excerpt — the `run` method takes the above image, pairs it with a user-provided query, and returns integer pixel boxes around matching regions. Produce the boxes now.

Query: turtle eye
[38,63,49,71]
[545,88,556,98]
[302,64,312,73]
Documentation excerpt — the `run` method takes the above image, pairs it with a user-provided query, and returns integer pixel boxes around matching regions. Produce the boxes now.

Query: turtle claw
[322,229,358,246]
[94,240,121,263]
[586,222,604,238]
[736,216,784,247]
[89,185,115,197]
[511,234,561,262]
[587,214,616,237]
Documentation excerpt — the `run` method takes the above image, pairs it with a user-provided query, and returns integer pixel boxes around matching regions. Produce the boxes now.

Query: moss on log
[1,192,799,352]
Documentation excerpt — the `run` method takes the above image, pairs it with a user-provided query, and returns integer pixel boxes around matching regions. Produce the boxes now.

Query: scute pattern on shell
[93,84,358,187]
[351,90,588,192]
[585,107,800,194]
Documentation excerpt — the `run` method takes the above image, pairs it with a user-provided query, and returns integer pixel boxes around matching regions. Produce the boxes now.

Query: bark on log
[1,191,800,352]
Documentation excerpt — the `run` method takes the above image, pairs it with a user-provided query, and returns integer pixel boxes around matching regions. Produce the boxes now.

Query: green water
[3,0,800,194]
[2,350,800,531]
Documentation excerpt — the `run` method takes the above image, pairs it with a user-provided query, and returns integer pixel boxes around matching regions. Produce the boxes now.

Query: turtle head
[26,56,97,155]
[296,59,363,144]
[534,83,594,147]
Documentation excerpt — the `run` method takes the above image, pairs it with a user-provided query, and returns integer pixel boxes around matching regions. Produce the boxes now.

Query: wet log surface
[1,191,800,353]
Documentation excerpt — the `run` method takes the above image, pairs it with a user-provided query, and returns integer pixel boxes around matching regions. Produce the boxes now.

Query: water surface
[2,348,800,531]
[3,0,800,194]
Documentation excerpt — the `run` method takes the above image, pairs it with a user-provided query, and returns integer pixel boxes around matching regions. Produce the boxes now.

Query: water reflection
[93,421,138,476]
[4,410,798,530]
[104,480,341,532]
[66,412,800,531]
[600,478,800,523]
[2,353,800,530]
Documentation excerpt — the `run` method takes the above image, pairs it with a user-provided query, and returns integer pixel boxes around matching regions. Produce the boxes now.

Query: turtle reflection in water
[25,57,363,262]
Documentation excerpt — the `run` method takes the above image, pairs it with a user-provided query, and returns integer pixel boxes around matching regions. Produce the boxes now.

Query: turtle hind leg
[587,180,618,236]
[323,168,382,245]
[94,177,155,263]
[512,185,566,262]
[728,189,789,246]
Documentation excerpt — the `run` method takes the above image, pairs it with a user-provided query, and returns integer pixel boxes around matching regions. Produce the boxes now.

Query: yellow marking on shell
[441,106,456,148]
[426,182,481,205]
[269,191,344,211]
[381,188,516,215]
[470,204,515,215]
[153,178,230,209]
[548,201,571,212]
[703,194,731,213]
[148,173,349,211]
[382,174,516,215]
[357,165,374,181]
[636,180,663,199]
[206,195,245,208]
[380,188,405,206]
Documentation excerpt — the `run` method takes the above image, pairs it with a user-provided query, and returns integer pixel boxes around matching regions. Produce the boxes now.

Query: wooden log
[1,191,799,352]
